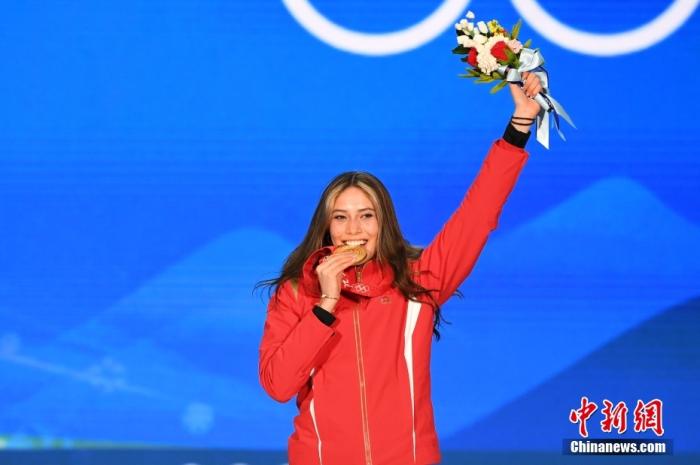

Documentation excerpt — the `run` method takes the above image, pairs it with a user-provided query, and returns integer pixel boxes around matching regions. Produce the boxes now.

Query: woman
[258,73,543,465]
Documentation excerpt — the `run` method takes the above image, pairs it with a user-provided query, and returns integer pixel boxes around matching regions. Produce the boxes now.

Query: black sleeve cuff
[313,305,337,326]
[503,121,531,148]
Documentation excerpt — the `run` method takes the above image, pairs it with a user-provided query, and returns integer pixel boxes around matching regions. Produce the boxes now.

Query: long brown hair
[254,171,449,339]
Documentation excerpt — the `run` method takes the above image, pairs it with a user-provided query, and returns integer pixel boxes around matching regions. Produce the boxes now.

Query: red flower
[467,48,478,67]
[490,41,510,61]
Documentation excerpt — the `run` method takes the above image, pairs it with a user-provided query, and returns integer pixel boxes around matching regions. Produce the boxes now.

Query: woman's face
[329,186,379,263]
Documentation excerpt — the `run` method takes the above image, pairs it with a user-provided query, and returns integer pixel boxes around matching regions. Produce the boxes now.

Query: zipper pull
[355,264,363,282]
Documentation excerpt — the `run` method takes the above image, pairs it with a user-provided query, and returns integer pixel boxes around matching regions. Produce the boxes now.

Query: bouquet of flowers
[452,11,575,149]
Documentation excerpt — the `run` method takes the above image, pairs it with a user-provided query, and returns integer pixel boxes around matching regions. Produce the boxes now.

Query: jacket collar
[300,246,395,299]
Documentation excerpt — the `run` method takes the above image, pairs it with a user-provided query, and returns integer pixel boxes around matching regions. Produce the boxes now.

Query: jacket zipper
[352,264,373,465]
[355,263,363,282]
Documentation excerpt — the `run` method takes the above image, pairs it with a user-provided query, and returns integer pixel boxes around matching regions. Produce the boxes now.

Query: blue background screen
[0,0,698,463]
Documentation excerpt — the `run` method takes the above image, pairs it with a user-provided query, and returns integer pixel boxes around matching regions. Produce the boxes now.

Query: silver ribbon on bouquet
[497,48,575,149]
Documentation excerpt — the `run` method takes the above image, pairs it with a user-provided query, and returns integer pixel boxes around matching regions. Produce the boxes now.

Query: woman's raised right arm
[258,280,336,403]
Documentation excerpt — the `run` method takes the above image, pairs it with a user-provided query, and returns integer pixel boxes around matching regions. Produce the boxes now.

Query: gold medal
[333,244,368,264]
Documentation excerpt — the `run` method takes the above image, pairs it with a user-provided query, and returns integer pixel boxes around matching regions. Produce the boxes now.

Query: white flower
[489,33,507,42]
[472,33,487,45]
[473,36,509,74]
[455,22,462,30]
[466,10,475,19]
[457,35,475,47]
[460,19,468,28]
[506,39,523,54]
[466,22,474,32]
[477,21,488,34]
[477,50,499,74]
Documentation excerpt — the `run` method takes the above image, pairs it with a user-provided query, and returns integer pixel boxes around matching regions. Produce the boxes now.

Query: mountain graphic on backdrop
[431,176,700,436]
[442,296,700,452]
[0,177,697,448]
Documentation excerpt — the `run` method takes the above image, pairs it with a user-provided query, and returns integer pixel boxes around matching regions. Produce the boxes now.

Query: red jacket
[259,139,528,465]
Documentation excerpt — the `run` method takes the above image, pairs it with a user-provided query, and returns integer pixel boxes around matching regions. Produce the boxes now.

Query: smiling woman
[255,76,541,465]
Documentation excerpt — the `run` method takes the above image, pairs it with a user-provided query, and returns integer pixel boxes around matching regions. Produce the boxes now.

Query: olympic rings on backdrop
[282,0,699,56]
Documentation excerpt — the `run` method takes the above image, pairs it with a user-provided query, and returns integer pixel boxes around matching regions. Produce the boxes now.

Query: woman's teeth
[344,240,367,246]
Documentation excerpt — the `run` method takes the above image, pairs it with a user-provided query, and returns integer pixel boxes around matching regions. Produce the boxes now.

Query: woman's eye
[333,214,373,220]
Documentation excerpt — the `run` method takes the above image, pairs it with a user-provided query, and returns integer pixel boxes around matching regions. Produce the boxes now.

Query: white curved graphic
[511,0,700,56]
[281,0,470,56]
[283,0,698,57]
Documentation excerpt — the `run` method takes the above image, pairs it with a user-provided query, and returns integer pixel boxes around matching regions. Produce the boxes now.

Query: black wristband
[313,305,337,326]
[503,121,531,148]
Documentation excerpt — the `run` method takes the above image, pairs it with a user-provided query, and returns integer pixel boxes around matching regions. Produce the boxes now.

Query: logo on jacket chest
[379,295,391,304]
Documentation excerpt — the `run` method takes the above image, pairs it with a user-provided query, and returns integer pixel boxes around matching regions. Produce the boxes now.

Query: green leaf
[452,45,469,55]
[511,19,522,40]
[504,48,517,63]
[490,80,509,94]
[491,71,504,80]
[461,69,481,78]
[476,77,494,83]
[523,38,532,48]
